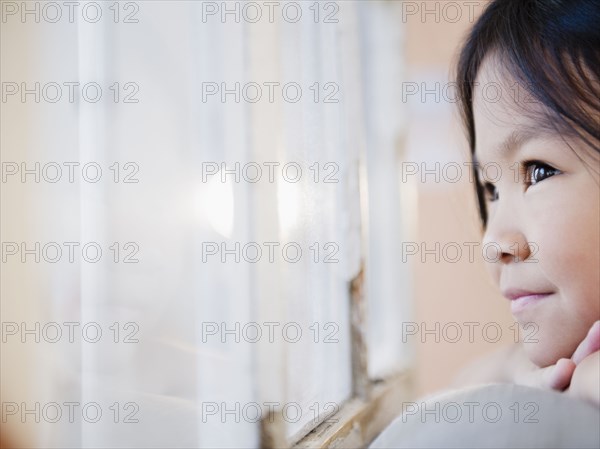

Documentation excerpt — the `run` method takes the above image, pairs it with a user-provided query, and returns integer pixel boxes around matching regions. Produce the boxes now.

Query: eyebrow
[474,128,541,167]
[498,129,535,156]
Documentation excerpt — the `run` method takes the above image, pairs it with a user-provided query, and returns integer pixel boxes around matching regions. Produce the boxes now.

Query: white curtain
[1,2,411,447]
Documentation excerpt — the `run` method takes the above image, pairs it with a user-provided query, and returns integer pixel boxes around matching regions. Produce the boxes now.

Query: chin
[524,343,561,368]
[522,329,578,368]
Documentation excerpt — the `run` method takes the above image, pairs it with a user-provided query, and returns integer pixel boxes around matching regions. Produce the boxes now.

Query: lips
[502,288,554,315]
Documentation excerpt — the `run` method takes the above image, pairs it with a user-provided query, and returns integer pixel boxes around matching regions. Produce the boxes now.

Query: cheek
[532,181,600,318]
[521,179,600,366]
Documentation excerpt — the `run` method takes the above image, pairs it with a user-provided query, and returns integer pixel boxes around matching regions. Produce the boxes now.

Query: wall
[403,1,516,396]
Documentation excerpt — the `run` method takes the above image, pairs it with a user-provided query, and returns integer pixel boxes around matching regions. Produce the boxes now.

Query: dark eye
[523,161,561,187]
[483,182,498,202]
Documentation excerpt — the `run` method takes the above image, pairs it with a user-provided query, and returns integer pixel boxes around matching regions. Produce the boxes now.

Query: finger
[515,359,576,391]
[543,358,576,391]
[572,320,600,365]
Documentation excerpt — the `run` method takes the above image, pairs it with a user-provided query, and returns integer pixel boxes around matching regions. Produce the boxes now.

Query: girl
[453,0,600,405]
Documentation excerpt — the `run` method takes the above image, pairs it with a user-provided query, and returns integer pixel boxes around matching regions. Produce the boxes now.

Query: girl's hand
[566,321,600,406]
[514,356,576,391]
[567,351,600,406]
[514,320,600,392]
[571,320,600,364]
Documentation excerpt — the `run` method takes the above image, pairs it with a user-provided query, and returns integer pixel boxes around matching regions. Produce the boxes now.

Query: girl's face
[473,58,600,367]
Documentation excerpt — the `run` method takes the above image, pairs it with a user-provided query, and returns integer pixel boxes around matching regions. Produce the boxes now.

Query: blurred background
[1,1,514,448]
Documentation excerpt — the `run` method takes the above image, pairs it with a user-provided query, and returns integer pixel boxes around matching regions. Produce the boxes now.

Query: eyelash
[522,160,561,186]
[482,160,561,203]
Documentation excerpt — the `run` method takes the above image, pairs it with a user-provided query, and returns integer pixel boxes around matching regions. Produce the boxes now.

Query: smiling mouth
[504,291,554,315]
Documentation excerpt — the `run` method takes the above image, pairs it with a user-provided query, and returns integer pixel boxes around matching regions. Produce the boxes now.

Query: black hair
[456,0,600,225]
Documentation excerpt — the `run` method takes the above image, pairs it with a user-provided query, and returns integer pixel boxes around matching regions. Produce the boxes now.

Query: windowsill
[293,370,415,449]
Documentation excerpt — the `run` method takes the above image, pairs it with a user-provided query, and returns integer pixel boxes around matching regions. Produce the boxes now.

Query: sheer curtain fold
[1,2,410,448]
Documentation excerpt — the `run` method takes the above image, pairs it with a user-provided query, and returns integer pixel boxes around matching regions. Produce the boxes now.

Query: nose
[482,202,531,264]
